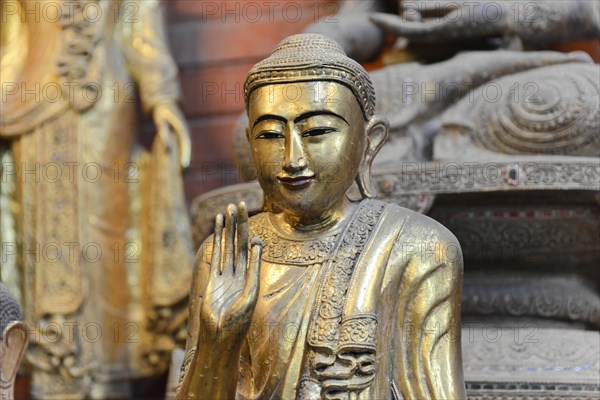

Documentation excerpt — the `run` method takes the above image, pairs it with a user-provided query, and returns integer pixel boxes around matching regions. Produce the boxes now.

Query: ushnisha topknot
[244,33,376,120]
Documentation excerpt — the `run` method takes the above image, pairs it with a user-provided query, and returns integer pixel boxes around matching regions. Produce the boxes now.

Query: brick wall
[165,0,338,202]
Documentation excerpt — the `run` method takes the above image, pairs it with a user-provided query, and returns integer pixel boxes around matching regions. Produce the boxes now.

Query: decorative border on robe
[307,199,386,353]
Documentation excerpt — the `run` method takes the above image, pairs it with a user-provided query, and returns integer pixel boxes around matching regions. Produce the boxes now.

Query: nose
[283,129,307,173]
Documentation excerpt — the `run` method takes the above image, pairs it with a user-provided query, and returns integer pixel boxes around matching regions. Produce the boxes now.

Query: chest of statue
[239,201,394,398]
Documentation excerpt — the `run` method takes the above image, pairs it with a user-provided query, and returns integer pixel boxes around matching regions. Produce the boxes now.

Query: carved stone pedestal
[463,328,600,400]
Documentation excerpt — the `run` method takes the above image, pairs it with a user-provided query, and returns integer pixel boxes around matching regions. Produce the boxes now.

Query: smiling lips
[278,174,315,190]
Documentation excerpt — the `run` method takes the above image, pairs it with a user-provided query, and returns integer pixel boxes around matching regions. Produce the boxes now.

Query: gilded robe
[0,0,193,397]
[182,199,466,399]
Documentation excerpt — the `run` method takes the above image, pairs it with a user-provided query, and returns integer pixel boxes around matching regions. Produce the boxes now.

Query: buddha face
[247,81,366,223]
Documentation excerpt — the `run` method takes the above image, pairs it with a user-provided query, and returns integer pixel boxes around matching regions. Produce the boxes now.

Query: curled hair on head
[244,33,376,121]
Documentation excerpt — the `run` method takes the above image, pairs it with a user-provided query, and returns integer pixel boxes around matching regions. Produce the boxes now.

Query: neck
[272,197,352,236]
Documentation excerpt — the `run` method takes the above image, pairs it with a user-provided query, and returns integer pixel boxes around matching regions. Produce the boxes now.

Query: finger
[242,238,263,305]
[222,204,236,275]
[156,120,170,147]
[168,121,191,171]
[210,213,224,278]
[179,125,192,169]
[236,202,249,277]
[369,13,439,39]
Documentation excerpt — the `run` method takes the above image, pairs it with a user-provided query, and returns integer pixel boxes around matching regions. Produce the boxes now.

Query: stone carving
[438,64,599,158]
[462,274,600,328]
[307,0,599,165]
[462,328,600,399]
[433,205,600,261]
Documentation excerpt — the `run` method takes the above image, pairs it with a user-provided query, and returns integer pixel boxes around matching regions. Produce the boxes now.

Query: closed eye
[256,131,284,140]
[301,128,337,137]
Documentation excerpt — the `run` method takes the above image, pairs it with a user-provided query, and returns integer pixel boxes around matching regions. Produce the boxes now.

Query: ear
[364,115,389,161]
[356,115,389,199]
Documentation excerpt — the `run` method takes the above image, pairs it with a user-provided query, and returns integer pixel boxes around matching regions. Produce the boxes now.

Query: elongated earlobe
[356,116,389,199]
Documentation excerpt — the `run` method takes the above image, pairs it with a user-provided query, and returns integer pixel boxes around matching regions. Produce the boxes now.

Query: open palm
[199,203,262,344]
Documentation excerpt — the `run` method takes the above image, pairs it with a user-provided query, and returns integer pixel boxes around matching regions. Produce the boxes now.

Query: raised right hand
[199,202,262,344]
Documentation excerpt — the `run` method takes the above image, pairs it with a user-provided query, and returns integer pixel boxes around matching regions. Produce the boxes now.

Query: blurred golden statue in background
[1,0,193,398]
[177,34,465,400]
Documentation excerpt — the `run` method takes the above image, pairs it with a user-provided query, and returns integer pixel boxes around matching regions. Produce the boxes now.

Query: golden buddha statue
[1,0,193,397]
[177,34,466,400]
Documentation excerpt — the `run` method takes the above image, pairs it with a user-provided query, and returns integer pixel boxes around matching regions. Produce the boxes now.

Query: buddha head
[244,34,389,222]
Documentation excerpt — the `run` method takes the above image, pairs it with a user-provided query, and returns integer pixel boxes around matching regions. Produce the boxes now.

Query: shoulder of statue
[372,202,463,279]
[383,202,460,247]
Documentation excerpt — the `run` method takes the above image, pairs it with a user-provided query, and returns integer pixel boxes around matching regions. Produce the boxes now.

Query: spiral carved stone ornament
[444,63,600,157]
